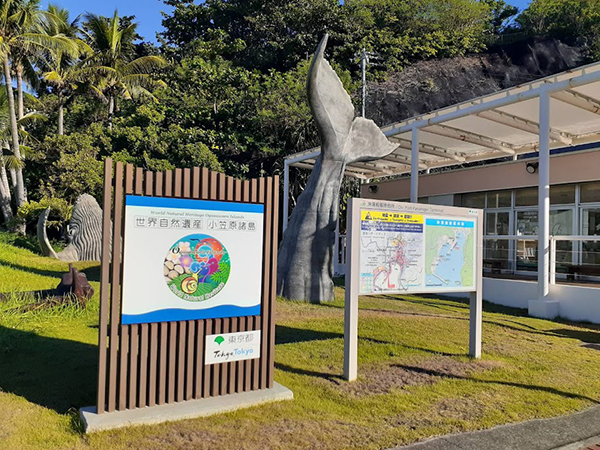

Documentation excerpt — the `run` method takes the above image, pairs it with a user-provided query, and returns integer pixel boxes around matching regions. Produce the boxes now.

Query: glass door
[515,210,538,272]
[581,207,600,271]
[514,207,575,273]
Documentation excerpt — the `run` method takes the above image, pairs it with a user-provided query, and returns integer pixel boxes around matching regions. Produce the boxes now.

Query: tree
[39,4,91,135]
[0,0,78,212]
[83,10,167,128]
[0,86,44,224]
[517,0,600,58]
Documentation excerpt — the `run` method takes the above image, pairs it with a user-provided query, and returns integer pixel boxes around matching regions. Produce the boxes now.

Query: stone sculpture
[277,35,398,303]
[38,193,104,262]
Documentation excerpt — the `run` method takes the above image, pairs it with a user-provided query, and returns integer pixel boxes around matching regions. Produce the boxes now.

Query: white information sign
[121,195,264,325]
[344,198,483,381]
[205,330,261,365]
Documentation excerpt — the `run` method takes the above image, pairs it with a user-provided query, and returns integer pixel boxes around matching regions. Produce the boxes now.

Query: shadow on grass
[393,364,600,404]
[0,325,97,414]
[0,258,101,286]
[275,325,464,357]
[274,362,344,383]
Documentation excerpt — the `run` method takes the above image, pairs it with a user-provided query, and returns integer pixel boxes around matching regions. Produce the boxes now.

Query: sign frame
[343,198,484,381]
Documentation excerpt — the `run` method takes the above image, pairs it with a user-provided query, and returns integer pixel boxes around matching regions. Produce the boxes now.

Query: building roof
[285,60,600,179]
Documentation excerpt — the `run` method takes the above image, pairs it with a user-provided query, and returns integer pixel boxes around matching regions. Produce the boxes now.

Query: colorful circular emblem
[163,234,230,302]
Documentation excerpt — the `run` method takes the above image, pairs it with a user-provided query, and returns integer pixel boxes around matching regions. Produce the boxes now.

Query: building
[283,61,600,324]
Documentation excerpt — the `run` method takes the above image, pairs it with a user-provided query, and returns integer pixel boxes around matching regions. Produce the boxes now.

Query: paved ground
[392,404,600,450]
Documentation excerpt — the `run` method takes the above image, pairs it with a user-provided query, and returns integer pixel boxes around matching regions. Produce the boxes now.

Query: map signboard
[121,195,264,325]
[344,198,483,381]
[359,209,477,295]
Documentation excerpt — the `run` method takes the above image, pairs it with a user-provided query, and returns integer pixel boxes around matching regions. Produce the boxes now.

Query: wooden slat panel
[195,320,204,398]
[173,168,186,403]
[201,168,212,398]
[221,175,235,395]
[251,178,260,391]
[164,170,177,404]
[119,165,134,410]
[154,172,167,406]
[268,176,279,387]
[182,168,195,401]
[234,179,244,394]
[192,167,203,399]
[211,319,221,396]
[259,177,271,389]
[96,159,113,414]
[242,180,252,392]
[97,164,277,411]
[203,320,212,397]
[138,170,153,407]
[217,173,229,396]
[127,167,143,409]
[107,162,124,412]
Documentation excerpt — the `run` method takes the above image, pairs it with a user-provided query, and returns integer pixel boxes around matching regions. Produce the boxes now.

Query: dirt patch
[387,396,487,431]
[139,417,381,450]
[335,357,501,398]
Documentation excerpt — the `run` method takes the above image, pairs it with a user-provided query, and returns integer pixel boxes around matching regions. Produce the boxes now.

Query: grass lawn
[0,231,599,450]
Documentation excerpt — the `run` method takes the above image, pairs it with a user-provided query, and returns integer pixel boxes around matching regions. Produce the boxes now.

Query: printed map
[359,210,476,294]
[424,218,474,288]
[359,211,424,294]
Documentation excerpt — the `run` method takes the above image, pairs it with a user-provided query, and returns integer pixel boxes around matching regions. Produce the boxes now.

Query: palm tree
[40,5,92,135]
[0,0,79,209]
[83,10,166,128]
[0,87,43,224]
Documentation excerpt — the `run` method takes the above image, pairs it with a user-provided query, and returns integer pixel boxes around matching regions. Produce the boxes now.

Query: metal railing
[549,235,600,285]
[484,235,600,285]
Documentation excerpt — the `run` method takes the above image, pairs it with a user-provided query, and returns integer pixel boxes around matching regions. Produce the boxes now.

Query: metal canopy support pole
[469,209,484,358]
[410,127,419,202]
[538,92,551,300]
[344,199,359,381]
[334,218,340,275]
[283,160,289,232]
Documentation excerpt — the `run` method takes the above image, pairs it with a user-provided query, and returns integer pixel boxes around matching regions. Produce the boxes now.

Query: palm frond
[122,55,166,76]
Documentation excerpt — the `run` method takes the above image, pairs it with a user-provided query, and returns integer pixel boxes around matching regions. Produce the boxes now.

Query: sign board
[344,198,483,381]
[121,195,265,324]
[205,330,261,365]
[359,209,477,295]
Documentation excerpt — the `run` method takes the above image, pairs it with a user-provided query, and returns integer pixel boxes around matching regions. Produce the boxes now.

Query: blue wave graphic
[122,304,261,325]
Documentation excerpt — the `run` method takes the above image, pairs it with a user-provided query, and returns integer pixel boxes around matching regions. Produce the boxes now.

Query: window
[581,182,600,203]
[550,184,575,205]
[486,211,510,235]
[515,188,537,207]
[516,210,538,235]
[461,192,485,208]
[487,190,511,208]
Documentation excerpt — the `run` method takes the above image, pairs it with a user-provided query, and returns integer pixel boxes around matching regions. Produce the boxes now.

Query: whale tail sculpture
[277,35,398,303]
[38,194,105,262]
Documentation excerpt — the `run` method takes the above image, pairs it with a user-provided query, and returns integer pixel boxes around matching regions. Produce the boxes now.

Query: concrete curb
[390,404,600,450]
[80,382,293,433]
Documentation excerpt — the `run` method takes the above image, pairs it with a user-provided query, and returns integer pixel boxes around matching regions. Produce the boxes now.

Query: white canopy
[285,60,600,179]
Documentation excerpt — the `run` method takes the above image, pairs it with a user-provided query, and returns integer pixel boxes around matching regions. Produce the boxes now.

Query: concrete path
[391,405,600,450]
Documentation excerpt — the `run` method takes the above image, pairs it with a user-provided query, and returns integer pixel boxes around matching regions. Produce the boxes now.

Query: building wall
[447,278,600,324]
[361,149,600,201]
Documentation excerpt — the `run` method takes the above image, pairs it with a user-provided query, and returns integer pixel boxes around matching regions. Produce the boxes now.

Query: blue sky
[41,0,532,44]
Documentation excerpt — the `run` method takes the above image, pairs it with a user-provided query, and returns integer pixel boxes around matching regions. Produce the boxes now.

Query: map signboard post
[344,198,483,381]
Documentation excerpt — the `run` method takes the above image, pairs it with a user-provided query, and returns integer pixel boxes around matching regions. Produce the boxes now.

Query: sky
[41,0,533,44]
